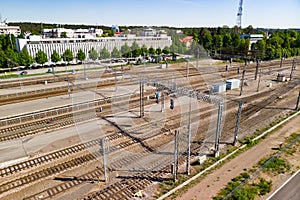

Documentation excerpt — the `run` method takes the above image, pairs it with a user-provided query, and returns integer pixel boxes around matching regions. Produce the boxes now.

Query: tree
[223,33,232,48]
[148,46,156,55]
[100,47,111,59]
[121,43,131,57]
[141,44,148,56]
[77,49,86,61]
[62,49,74,62]
[131,41,141,57]
[111,47,121,58]
[35,50,48,65]
[19,48,34,66]
[89,48,98,61]
[156,47,162,55]
[61,32,68,38]
[201,31,213,49]
[162,46,170,54]
[51,50,61,63]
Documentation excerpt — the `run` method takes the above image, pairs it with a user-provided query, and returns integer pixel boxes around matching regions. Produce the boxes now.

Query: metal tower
[236,0,243,29]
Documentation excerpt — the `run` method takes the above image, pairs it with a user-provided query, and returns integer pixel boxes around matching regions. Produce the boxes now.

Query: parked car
[20,71,28,75]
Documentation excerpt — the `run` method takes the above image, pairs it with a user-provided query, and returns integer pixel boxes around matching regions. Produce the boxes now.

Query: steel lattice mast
[236,0,243,30]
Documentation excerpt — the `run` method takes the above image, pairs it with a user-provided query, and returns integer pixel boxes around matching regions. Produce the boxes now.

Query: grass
[156,110,299,199]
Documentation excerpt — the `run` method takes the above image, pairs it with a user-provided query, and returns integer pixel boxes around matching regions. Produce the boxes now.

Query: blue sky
[1,0,299,28]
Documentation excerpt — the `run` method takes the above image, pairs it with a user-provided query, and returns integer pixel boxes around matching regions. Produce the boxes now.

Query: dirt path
[175,113,300,200]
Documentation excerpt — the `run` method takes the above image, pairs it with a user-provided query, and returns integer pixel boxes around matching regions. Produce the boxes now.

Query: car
[20,71,28,75]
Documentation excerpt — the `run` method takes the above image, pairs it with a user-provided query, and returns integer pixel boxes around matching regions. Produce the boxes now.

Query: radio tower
[236,0,243,31]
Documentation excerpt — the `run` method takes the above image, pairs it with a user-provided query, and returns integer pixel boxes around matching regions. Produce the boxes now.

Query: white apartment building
[0,22,21,36]
[16,34,172,60]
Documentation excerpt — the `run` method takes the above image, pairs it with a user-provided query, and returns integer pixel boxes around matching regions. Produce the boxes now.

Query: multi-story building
[0,21,21,36]
[16,33,172,60]
[41,28,103,39]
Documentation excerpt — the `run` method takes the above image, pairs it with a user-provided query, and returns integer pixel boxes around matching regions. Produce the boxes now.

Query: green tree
[156,47,162,55]
[19,48,34,66]
[131,42,141,57]
[89,48,99,61]
[100,47,111,59]
[222,33,232,48]
[148,46,156,55]
[51,50,61,63]
[162,46,170,54]
[111,47,121,58]
[201,31,213,49]
[121,43,131,57]
[61,32,68,38]
[141,44,148,56]
[62,49,74,62]
[77,49,86,61]
[35,50,48,65]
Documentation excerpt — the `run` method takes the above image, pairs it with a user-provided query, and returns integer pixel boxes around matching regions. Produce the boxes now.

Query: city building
[41,28,103,39]
[180,36,194,48]
[0,20,21,36]
[16,34,172,60]
[240,34,264,46]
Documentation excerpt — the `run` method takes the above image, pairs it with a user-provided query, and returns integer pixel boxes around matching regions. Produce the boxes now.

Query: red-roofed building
[180,36,194,48]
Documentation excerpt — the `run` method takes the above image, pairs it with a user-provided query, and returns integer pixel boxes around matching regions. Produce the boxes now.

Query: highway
[268,169,300,200]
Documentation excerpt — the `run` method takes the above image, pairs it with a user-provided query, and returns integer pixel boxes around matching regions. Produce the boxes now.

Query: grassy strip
[156,110,299,199]
[213,133,299,200]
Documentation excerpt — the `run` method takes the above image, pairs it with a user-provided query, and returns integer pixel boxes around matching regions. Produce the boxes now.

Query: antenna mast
[236,0,243,31]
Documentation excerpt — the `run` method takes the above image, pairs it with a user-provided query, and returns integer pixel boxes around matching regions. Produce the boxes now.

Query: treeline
[0,34,34,68]
[180,26,300,60]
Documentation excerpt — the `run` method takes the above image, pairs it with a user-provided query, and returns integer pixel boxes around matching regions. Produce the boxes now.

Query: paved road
[268,170,300,200]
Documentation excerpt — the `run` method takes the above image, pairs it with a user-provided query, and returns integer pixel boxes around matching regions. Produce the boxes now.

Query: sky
[1,0,300,28]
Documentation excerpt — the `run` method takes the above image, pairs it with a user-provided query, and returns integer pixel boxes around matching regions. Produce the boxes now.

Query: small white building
[226,79,240,90]
[212,82,227,93]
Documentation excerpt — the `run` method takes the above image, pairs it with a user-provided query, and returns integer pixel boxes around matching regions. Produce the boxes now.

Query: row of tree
[180,26,300,60]
[34,42,172,65]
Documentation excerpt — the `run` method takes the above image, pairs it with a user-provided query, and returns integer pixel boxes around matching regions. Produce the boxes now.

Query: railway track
[0,59,298,199]
[2,84,299,199]
[0,58,292,106]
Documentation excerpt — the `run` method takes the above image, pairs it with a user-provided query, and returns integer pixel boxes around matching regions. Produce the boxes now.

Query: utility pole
[186,91,192,175]
[225,65,229,81]
[233,101,243,145]
[239,69,246,96]
[240,59,247,96]
[161,86,165,112]
[296,91,300,111]
[173,130,179,181]
[257,68,262,92]
[186,59,189,79]
[67,77,71,99]
[140,78,144,118]
[114,68,117,91]
[101,138,108,183]
[290,58,296,80]
[214,101,223,157]
[255,59,259,80]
